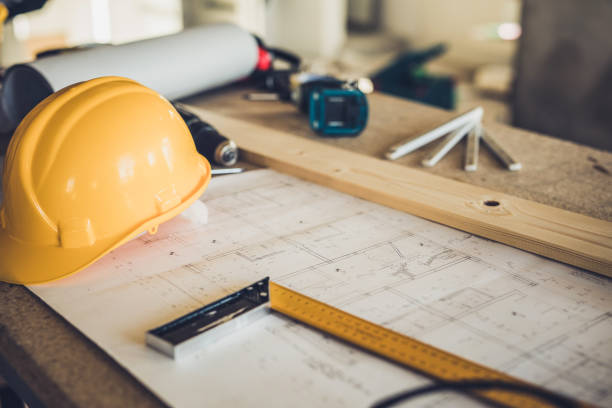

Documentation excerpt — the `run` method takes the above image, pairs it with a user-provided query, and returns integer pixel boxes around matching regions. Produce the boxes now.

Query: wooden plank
[187,87,612,222]
[191,108,612,277]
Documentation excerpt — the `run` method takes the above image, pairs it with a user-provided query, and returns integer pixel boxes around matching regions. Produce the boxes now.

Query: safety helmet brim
[0,231,117,284]
[0,156,211,285]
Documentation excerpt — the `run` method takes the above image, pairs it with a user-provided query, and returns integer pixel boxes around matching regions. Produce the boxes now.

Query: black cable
[371,379,579,408]
[266,46,301,69]
[0,385,25,408]
[251,34,301,70]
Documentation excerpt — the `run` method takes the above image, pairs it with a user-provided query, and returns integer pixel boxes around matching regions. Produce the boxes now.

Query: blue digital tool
[250,62,370,137]
[308,87,368,136]
[292,76,369,137]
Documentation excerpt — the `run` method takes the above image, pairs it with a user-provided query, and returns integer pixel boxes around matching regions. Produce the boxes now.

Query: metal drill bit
[211,168,245,176]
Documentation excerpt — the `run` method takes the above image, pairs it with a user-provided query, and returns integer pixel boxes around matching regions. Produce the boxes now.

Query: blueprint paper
[18,169,612,407]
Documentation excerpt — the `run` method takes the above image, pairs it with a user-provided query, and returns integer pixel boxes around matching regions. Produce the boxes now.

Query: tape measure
[148,278,589,407]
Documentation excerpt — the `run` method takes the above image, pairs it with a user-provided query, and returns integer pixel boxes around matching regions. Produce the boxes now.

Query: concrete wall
[513,0,612,151]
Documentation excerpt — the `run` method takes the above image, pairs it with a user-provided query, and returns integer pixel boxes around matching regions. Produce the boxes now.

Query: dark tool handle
[173,103,238,166]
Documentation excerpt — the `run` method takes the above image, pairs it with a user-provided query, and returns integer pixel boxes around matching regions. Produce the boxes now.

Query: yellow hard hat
[0,77,211,284]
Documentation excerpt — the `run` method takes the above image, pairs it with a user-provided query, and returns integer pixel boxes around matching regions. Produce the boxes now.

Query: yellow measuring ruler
[269,281,590,408]
[147,277,590,407]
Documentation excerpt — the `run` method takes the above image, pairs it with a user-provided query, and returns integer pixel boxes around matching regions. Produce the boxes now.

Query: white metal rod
[421,121,475,167]
[385,106,483,160]
[464,124,481,172]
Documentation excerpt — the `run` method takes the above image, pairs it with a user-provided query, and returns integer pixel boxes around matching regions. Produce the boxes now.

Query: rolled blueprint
[0,23,258,133]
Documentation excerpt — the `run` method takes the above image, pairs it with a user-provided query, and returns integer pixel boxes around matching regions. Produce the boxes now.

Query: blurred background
[1,0,610,150]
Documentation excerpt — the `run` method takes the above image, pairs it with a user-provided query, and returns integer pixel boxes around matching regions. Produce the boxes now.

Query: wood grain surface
[189,106,612,277]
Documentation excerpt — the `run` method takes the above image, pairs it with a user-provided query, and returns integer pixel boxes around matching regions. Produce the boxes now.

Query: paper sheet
[15,169,612,407]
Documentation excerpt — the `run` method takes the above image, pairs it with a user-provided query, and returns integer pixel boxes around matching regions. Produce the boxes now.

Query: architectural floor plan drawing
[26,169,612,407]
